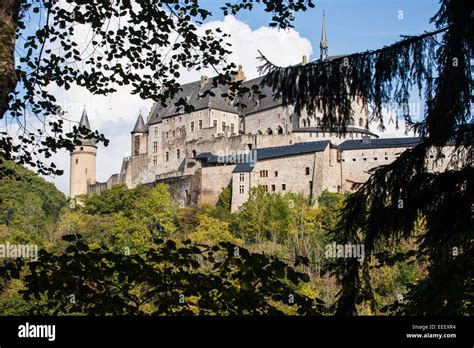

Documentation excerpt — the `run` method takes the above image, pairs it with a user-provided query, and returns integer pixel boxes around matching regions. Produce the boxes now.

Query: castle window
[349,117,355,126]
[305,167,310,175]
[239,185,244,194]
[266,128,273,135]
[177,149,180,159]
[166,131,169,139]
[172,130,175,137]
[85,168,87,174]
[230,123,235,133]
[271,184,276,192]
[316,118,321,126]
[282,184,286,191]
[359,118,364,127]
[134,136,141,155]
[277,126,283,134]
[153,156,157,166]
[75,159,78,164]
[80,147,83,151]
[385,157,388,160]
[191,122,195,132]
[222,121,226,130]
[352,158,356,161]
[213,120,217,128]
[153,142,158,153]
[154,127,158,137]
[165,152,169,161]
[199,120,203,130]
[274,171,278,177]
[192,150,197,157]
[302,119,307,127]
[374,157,378,160]
[239,173,245,182]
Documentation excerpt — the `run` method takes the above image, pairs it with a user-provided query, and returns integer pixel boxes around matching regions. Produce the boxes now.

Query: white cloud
[40,15,314,195]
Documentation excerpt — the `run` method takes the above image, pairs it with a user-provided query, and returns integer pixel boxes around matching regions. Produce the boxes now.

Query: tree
[0,0,315,175]
[259,0,473,314]
[0,234,326,315]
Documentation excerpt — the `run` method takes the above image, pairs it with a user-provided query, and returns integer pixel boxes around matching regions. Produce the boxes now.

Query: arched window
[302,119,307,127]
[307,118,311,127]
[75,158,78,164]
[192,150,197,158]
[257,130,263,135]
[359,118,364,127]
[266,128,273,135]
[305,167,310,175]
[277,126,283,134]
[316,117,321,127]
[349,117,355,126]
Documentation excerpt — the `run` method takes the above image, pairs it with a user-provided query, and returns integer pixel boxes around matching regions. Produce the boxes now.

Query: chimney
[200,75,209,89]
[362,135,371,144]
[235,65,246,82]
[302,55,308,65]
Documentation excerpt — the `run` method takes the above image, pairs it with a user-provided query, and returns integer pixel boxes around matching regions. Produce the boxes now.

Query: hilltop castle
[70,17,455,211]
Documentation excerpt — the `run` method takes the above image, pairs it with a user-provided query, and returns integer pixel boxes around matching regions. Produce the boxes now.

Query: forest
[0,160,425,315]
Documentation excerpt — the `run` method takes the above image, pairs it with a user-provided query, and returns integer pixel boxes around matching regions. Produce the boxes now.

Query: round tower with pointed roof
[131,111,148,156]
[69,109,97,198]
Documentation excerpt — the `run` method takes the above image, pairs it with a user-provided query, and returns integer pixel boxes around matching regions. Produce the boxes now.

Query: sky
[12,0,442,194]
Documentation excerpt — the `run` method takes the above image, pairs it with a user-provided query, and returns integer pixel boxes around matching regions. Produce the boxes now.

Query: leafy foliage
[0,234,326,315]
[1,0,315,175]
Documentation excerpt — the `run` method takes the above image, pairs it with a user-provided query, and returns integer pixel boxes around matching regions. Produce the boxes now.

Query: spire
[79,107,91,130]
[131,111,147,134]
[76,107,96,147]
[320,11,328,61]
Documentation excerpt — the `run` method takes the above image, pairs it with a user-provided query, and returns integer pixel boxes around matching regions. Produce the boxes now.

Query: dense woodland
[0,160,424,315]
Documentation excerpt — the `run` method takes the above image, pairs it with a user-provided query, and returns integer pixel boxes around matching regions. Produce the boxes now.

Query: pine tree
[258,0,473,315]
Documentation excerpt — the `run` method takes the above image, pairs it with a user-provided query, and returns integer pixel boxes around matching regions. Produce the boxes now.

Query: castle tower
[131,111,148,156]
[320,11,328,61]
[69,109,97,198]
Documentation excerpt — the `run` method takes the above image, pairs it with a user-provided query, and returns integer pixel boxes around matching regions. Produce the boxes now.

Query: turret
[69,109,97,198]
[131,111,148,156]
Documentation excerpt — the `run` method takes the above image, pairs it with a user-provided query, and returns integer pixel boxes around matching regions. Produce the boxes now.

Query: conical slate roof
[131,112,147,133]
[76,109,96,148]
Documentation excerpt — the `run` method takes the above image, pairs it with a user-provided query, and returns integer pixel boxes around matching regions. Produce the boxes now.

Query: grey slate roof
[233,163,255,173]
[336,137,421,150]
[131,113,147,133]
[293,126,378,136]
[146,55,366,126]
[194,140,330,173]
[77,109,96,148]
[148,79,240,125]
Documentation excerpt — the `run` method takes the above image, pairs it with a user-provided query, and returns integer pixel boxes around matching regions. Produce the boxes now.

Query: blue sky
[202,0,440,59]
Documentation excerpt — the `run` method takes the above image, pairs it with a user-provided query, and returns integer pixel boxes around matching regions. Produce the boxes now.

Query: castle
[69,18,456,211]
